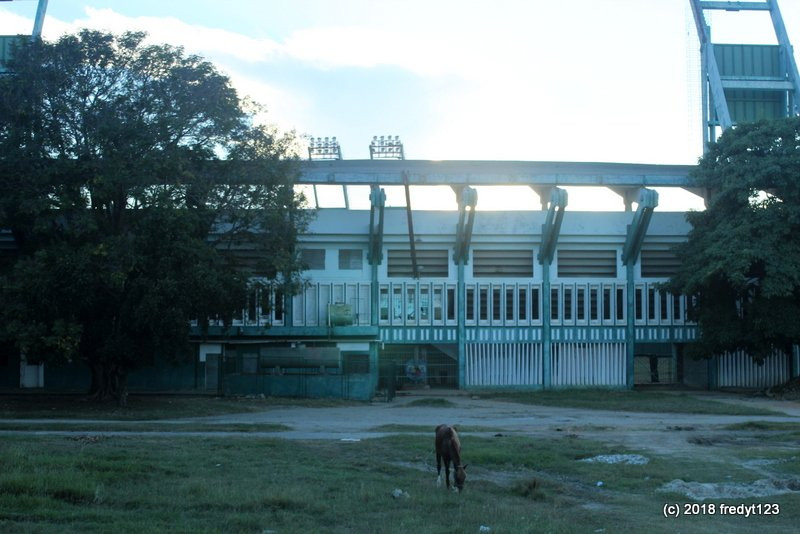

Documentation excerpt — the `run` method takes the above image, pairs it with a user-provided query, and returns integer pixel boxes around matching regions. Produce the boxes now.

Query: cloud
[44,7,280,63]
[281,26,467,77]
[221,70,313,133]
[0,9,36,35]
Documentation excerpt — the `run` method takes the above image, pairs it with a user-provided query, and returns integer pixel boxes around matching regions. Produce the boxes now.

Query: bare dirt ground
[3,391,800,500]
[179,390,799,500]
[178,391,800,456]
[4,391,800,453]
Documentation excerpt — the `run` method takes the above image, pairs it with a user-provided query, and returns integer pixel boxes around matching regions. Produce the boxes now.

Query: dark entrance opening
[380,344,458,392]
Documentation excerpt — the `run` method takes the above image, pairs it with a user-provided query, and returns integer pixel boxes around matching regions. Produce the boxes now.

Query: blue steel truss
[690,0,800,148]
[299,159,692,188]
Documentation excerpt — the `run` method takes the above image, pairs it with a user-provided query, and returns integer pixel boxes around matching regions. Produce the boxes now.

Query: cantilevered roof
[298,160,693,187]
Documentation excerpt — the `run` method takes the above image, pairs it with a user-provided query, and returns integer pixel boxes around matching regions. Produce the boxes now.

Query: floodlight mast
[368,135,419,277]
[32,0,48,38]
[690,0,800,151]
[0,0,49,37]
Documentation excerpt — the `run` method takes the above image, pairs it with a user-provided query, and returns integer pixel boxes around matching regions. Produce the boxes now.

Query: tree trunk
[88,362,129,406]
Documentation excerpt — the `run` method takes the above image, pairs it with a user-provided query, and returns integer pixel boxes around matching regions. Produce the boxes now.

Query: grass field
[478,389,780,416]
[0,395,356,420]
[1,430,799,533]
[0,389,778,422]
[1,392,798,532]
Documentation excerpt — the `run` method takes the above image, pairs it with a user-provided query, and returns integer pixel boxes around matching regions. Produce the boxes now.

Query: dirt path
[164,392,800,455]
[3,391,799,500]
[2,392,799,457]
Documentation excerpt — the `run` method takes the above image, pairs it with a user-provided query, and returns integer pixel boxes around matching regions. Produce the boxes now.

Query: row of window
[210,281,692,328]
[375,282,691,327]
[300,248,680,278]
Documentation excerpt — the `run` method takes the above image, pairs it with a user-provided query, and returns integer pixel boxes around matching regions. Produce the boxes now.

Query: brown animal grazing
[435,424,467,491]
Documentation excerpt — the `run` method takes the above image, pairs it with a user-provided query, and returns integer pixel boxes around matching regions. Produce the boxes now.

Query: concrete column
[457,261,465,389]
[542,259,552,388]
[370,256,380,395]
[626,262,635,388]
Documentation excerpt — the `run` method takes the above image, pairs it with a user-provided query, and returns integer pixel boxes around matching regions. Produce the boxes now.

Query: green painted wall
[223,373,372,400]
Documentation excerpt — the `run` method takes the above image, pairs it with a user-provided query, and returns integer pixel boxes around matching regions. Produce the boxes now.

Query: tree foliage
[0,31,309,402]
[668,117,800,361]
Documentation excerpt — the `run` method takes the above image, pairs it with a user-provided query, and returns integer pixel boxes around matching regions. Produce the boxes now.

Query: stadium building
[2,0,799,398]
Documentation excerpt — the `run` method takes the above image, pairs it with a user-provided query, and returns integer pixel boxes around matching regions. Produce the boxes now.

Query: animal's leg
[444,458,451,489]
[436,452,442,487]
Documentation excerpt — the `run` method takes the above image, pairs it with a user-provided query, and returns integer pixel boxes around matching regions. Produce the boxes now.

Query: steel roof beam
[367,185,386,266]
[537,188,568,265]
[300,160,692,187]
[622,188,659,266]
[453,186,477,265]
[698,1,770,10]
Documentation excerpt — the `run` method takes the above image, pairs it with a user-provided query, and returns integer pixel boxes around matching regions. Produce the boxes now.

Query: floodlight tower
[306,136,344,209]
[369,135,420,277]
[0,0,49,72]
[369,135,405,160]
[690,0,800,150]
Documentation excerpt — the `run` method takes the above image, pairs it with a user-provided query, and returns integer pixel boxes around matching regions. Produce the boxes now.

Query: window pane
[338,249,363,270]
[659,290,668,321]
[447,287,455,321]
[274,289,284,321]
[433,287,443,321]
[300,249,325,270]
[380,286,389,321]
[392,287,403,321]
[550,288,559,320]
[518,288,527,321]
[636,288,643,320]
[406,287,416,321]
[563,288,572,321]
[420,286,429,321]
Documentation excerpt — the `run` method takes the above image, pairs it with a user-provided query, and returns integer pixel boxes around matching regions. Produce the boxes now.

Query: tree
[0,30,309,403]
[667,117,800,362]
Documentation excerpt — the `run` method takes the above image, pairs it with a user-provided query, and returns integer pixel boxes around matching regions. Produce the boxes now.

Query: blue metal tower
[0,0,49,73]
[690,0,800,149]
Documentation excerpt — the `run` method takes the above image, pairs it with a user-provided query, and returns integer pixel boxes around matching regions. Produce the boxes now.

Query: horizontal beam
[299,160,694,187]
[699,1,770,11]
[721,78,795,90]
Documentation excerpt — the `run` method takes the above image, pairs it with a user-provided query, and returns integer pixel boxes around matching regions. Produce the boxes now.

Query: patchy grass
[369,424,501,433]
[721,422,800,444]
[370,424,437,433]
[476,389,780,415]
[0,394,358,420]
[724,421,800,432]
[397,398,457,408]
[0,421,291,433]
[1,433,798,533]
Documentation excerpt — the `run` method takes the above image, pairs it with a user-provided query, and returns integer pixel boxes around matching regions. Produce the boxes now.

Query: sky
[2,0,799,211]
